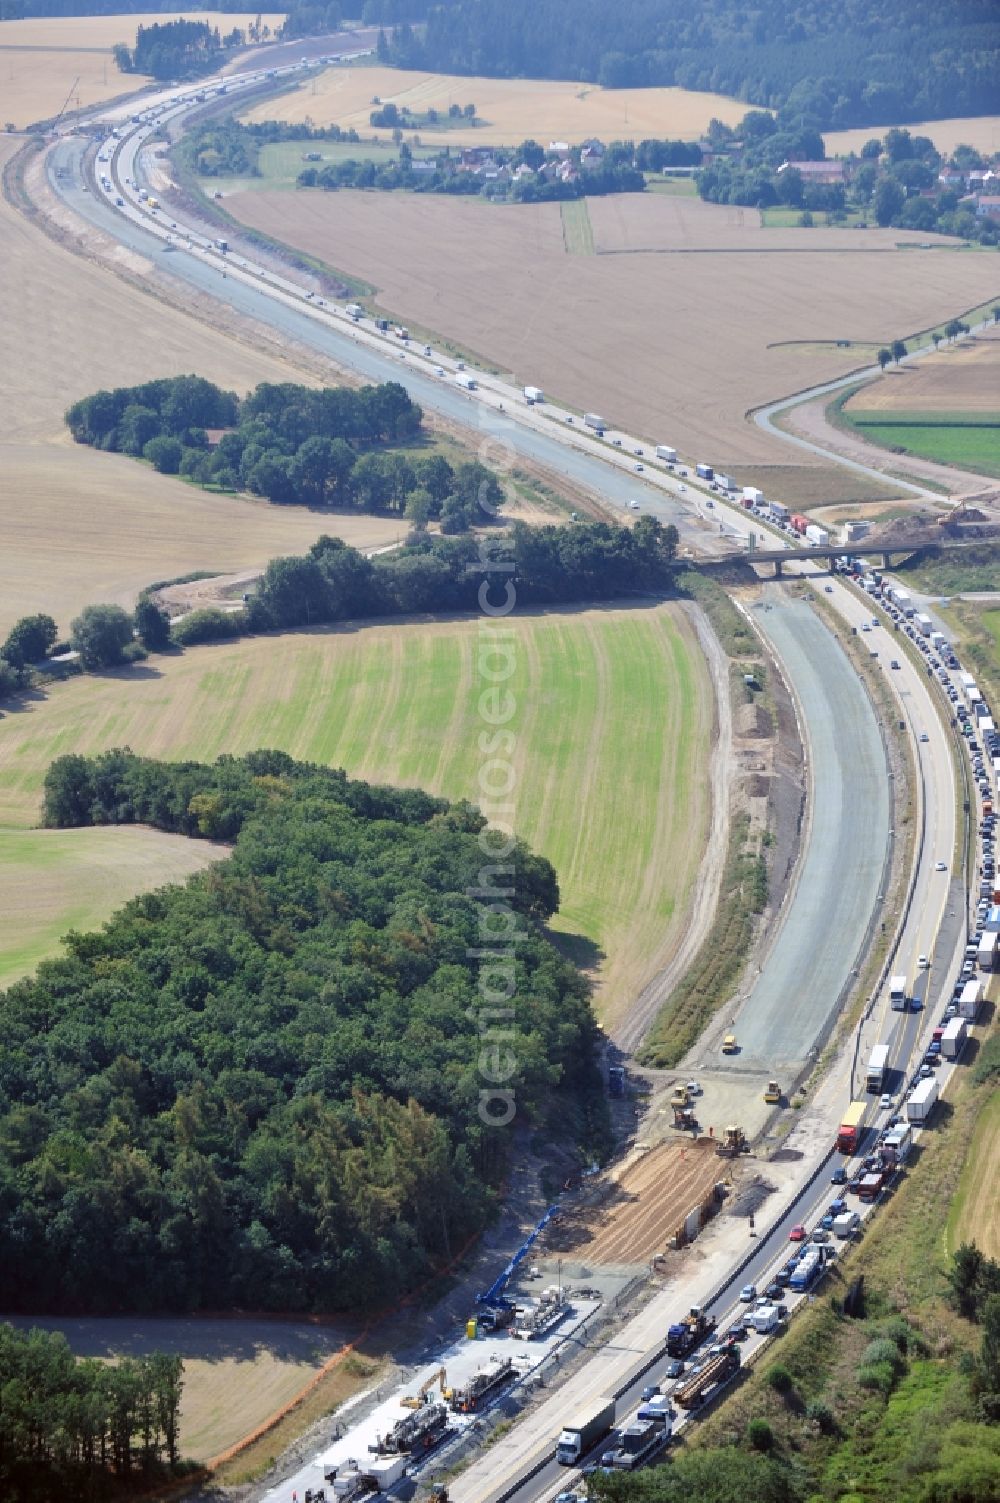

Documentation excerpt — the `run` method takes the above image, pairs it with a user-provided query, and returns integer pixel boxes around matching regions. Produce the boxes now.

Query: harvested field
[240,64,748,147]
[0,136,403,638]
[4,1314,353,1464]
[825,115,1000,160]
[843,329,1000,416]
[0,604,712,1021]
[731,464,903,509]
[0,14,285,127]
[225,185,1000,478]
[548,1140,723,1265]
[0,826,225,990]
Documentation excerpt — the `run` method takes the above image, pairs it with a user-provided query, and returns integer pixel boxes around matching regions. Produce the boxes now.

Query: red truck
[837,1101,866,1154]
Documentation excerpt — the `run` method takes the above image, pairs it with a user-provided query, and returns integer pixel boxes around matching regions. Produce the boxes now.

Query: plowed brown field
[551,1140,723,1266]
[0,137,401,638]
[227,186,1000,473]
[843,328,1000,414]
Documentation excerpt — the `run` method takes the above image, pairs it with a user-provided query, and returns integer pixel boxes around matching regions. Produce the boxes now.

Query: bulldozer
[401,1368,450,1409]
[716,1125,749,1157]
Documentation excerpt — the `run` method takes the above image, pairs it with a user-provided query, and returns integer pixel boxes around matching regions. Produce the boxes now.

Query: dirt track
[549,1140,725,1266]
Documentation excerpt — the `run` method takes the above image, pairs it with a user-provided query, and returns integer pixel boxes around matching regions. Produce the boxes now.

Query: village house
[975,195,1000,220]
[776,159,849,185]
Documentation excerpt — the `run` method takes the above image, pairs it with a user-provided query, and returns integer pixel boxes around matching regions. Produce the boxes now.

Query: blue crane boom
[475,1205,559,1318]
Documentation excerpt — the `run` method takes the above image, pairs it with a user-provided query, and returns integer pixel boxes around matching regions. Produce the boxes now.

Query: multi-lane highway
[33,57,980,1503]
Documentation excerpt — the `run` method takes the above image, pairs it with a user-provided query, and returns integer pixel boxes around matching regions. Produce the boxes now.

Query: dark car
[664,1358,685,1379]
[764,1281,783,1301]
[641,1383,660,1401]
[831,1166,847,1185]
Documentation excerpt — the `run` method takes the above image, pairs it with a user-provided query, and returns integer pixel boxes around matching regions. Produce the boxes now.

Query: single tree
[877,347,892,370]
[2,612,58,668]
[932,331,942,349]
[70,604,134,670]
[993,305,1000,325]
[134,595,171,651]
[891,338,907,364]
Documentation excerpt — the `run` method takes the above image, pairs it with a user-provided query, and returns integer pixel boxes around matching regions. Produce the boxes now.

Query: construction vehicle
[449,1357,517,1413]
[511,1286,570,1340]
[401,1368,449,1409]
[474,1205,558,1330]
[722,1034,738,1054]
[673,1345,740,1410]
[323,1465,379,1501]
[373,1403,449,1455]
[666,1305,716,1358]
[764,1080,781,1104]
[716,1125,749,1157]
[672,1100,696,1129]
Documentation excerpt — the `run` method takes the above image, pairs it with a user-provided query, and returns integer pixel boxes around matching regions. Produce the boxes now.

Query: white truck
[865,1043,890,1093]
[751,1304,781,1334]
[941,1016,968,1060]
[584,412,607,435]
[891,587,912,612]
[346,302,364,319]
[742,485,764,505]
[883,1122,912,1163]
[930,631,948,650]
[959,671,976,693]
[833,1210,860,1239]
[523,385,544,404]
[889,974,908,1011]
[657,444,678,464]
[978,932,999,973]
[906,1076,938,1123]
[805,523,829,545]
[555,1396,615,1465]
[914,613,932,636]
[959,978,983,1020]
[454,373,478,391]
[715,472,736,492]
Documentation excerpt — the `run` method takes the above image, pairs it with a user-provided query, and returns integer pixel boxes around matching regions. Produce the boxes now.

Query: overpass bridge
[702,534,974,578]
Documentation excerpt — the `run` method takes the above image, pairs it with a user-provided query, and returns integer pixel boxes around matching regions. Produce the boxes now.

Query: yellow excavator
[401,1368,450,1409]
[717,1125,749,1157]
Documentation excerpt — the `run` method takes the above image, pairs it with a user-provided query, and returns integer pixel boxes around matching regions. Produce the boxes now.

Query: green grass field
[0,607,711,1018]
[0,827,222,990]
[560,199,595,255]
[212,138,436,194]
[847,414,1000,477]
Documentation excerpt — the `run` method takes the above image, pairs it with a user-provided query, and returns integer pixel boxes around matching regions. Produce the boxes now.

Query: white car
[918,954,929,968]
[434,366,445,376]
[935,861,947,872]
[880,1093,893,1109]
[628,500,641,510]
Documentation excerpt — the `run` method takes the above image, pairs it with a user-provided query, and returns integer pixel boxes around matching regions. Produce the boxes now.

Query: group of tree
[180,116,361,178]
[0,1324,185,1502]
[370,98,477,129]
[948,1242,1000,1419]
[297,142,645,201]
[0,748,608,1313]
[697,117,1000,245]
[113,19,245,82]
[381,0,999,131]
[65,375,474,519]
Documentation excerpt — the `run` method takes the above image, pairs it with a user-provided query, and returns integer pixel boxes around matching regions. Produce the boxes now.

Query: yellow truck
[722,1034,738,1054]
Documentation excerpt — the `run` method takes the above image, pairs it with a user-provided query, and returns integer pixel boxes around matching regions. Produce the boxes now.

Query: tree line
[0,519,679,693]
[0,1323,186,1501]
[0,749,608,1314]
[383,0,999,131]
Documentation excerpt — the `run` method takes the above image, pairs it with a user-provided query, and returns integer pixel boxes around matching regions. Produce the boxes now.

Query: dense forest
[0,1324,186,1502]
[384,0,1000,130]
[0,750,608,1314]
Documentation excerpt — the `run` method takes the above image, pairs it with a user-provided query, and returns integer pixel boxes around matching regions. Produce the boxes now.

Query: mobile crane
[474,1205,559,1330]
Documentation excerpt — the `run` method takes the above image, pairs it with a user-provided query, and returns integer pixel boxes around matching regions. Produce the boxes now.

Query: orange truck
[836,1100,866,1154]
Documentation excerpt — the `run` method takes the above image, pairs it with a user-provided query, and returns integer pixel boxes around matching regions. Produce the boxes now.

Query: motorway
[34,60,973,1503]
